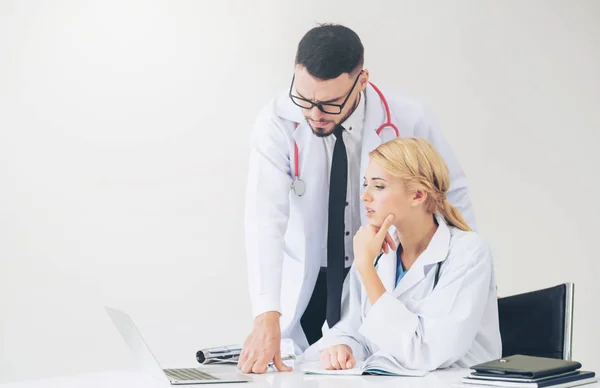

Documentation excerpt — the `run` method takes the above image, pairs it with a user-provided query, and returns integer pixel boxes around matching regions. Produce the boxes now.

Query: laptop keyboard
[164,368,220,381]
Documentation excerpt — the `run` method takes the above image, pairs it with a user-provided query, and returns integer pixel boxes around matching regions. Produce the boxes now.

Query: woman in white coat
[308,137,502,371]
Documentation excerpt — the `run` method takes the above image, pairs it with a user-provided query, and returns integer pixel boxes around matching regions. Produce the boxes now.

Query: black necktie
[326,124,348,328]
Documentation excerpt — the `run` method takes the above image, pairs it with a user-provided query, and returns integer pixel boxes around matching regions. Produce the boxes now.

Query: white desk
[2,364,598,388]
[0,363,471,388]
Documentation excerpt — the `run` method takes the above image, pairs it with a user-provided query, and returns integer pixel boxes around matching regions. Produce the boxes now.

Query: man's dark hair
[295,24,364,80]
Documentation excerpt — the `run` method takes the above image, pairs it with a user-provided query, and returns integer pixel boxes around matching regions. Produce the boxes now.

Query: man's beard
[305,94,360,138]
[307,120,338,138]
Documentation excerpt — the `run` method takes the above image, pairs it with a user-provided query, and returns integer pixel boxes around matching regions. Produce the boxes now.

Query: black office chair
[498,283,574,360]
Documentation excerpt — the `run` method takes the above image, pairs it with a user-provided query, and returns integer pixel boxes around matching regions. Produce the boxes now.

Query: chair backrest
[497,283,574,360]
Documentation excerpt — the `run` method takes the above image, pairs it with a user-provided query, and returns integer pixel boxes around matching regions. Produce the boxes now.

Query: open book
[303,354,428,377]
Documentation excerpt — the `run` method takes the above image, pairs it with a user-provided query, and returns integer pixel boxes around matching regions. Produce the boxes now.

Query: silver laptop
[105,306,251,385]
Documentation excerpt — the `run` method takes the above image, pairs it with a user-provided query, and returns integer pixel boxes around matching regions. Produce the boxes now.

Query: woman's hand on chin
[353,214,396,271]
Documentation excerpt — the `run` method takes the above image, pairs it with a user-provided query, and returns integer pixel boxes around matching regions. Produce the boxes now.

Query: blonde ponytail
[439,199,471,232]
[369,137,472,232]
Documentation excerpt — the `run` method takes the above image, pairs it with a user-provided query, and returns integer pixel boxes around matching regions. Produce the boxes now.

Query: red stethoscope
[291,82,400,197]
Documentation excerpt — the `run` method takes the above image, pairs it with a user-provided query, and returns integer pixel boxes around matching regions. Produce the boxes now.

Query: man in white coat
[237,24,477,374]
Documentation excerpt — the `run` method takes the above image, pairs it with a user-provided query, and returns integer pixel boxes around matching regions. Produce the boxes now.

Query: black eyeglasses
[288,70,363,115]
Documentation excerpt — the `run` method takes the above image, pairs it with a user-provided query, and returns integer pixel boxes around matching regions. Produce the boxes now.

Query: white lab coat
[245,83,478,352]
[304,213,502,370]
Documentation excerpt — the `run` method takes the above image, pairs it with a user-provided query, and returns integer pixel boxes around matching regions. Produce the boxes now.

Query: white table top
[3,363,597,388]
[0,363,471,388]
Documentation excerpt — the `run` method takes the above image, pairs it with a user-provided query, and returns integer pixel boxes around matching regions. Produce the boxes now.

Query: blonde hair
[368,137,471,232]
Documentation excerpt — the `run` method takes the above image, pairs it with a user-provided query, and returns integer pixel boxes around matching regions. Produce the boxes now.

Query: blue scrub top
[395,248,407,287]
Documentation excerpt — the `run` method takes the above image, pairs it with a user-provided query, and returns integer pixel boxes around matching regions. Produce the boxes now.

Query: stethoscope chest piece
[291,178,306,196]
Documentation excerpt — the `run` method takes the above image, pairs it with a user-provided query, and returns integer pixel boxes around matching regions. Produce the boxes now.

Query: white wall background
[1,0,599,383]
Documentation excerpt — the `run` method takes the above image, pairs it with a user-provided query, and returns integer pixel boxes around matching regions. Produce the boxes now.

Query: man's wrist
[254,311,280,326]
